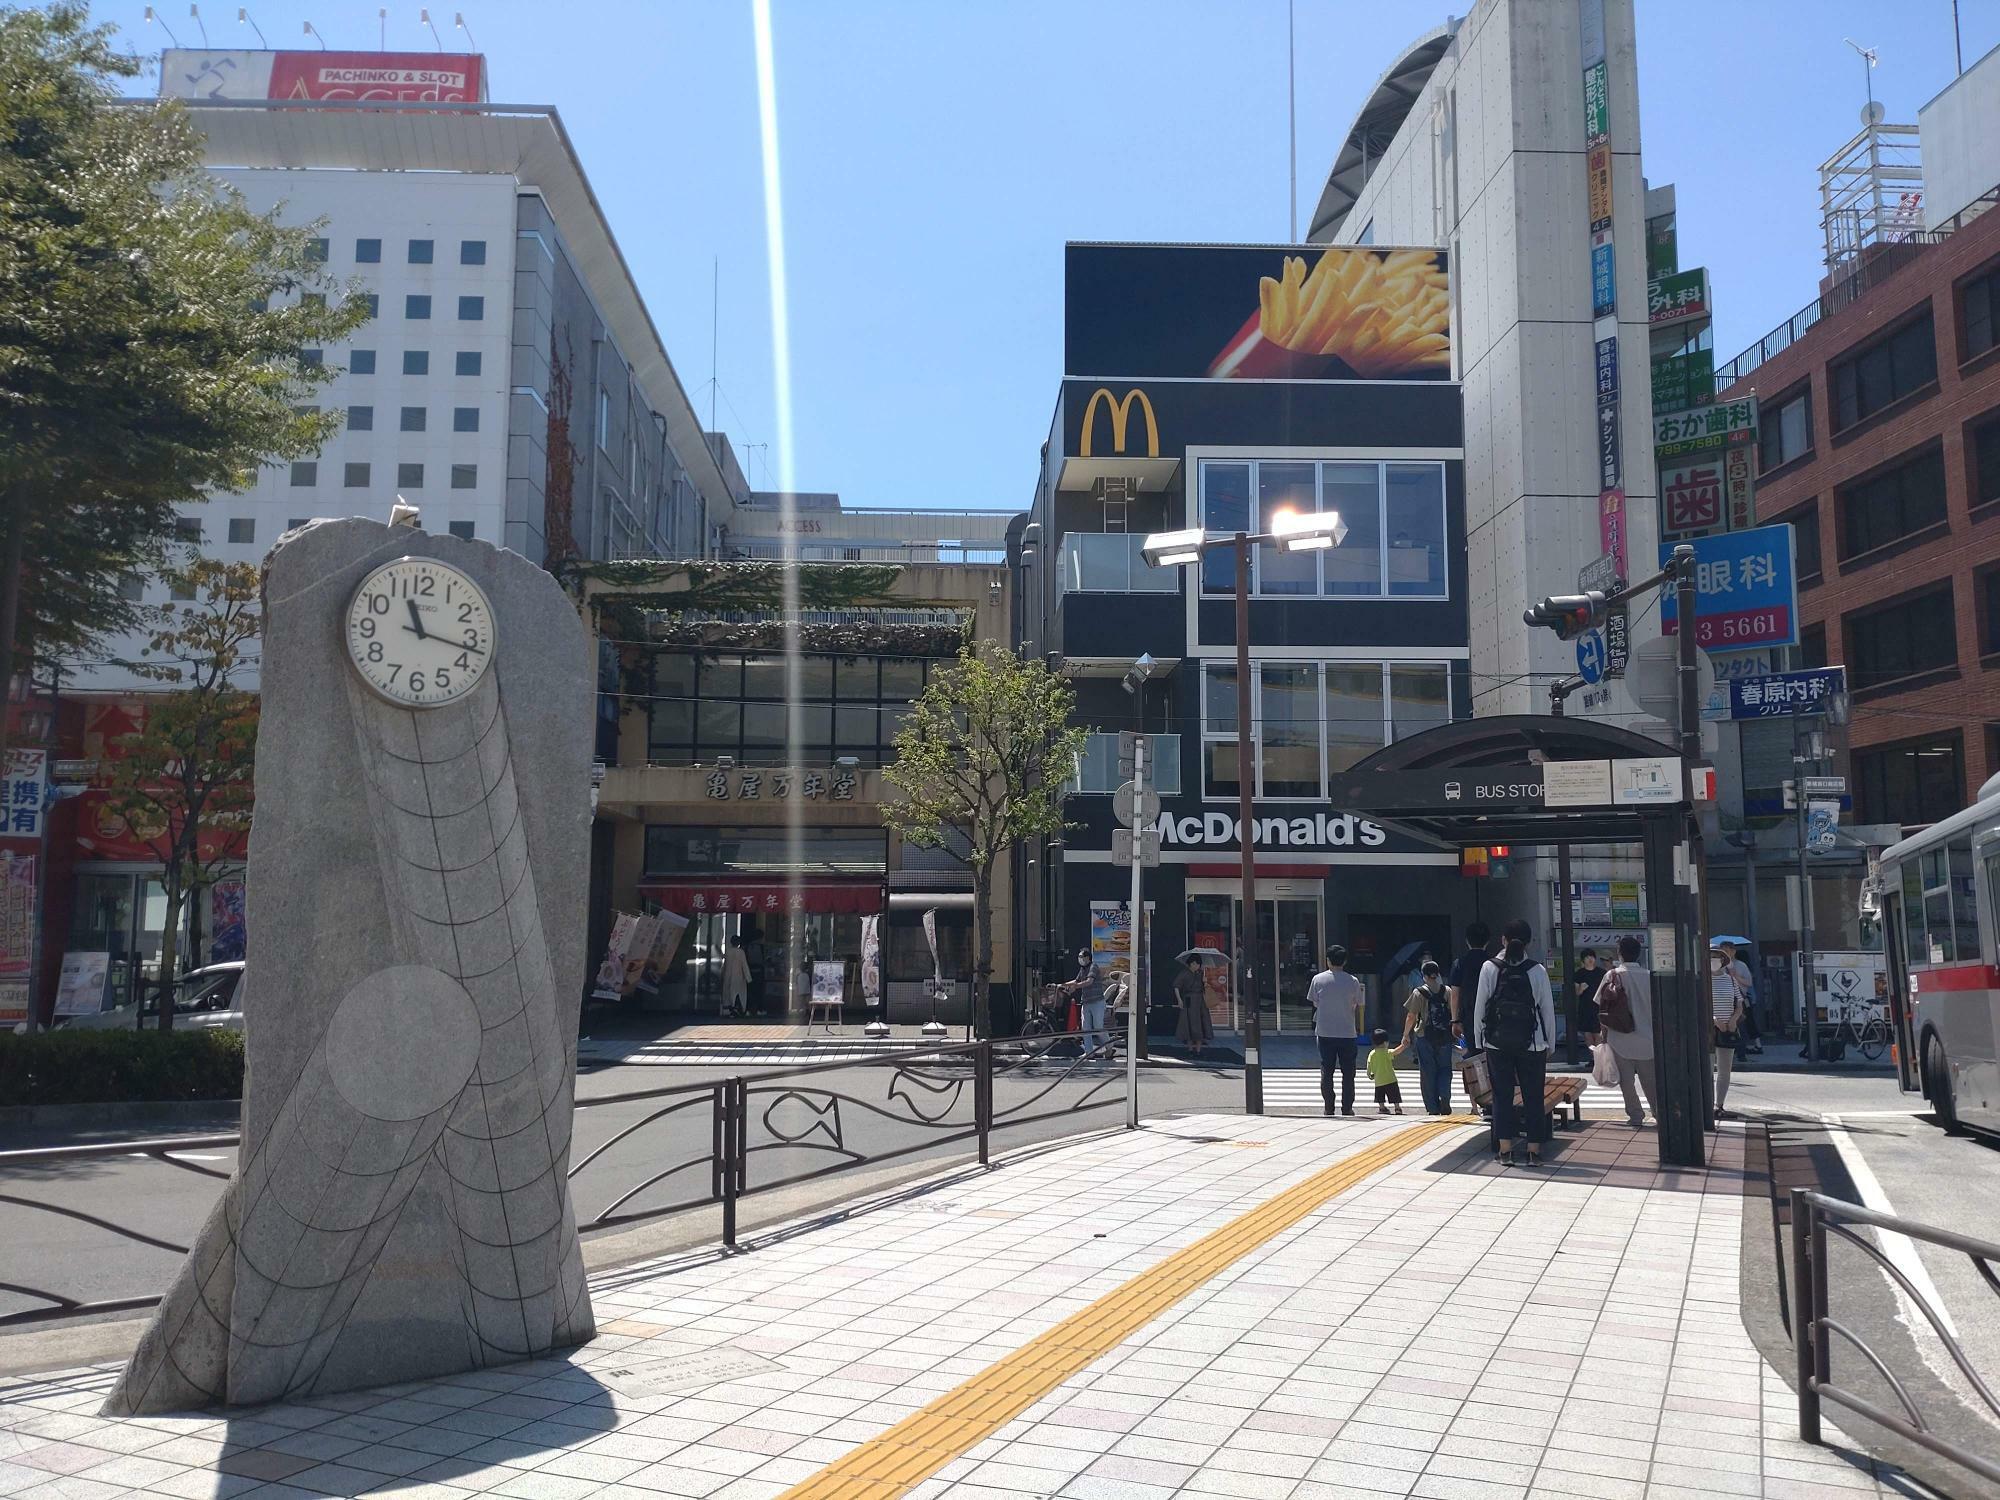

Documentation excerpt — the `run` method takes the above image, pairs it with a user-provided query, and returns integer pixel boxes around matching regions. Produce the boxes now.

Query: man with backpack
[1473,919,1558,1166]
[1399,958,1457,1114]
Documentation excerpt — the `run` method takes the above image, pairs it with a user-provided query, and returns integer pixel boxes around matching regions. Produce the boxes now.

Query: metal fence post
[977,1041,992,1167]
[1790,1188,1819,1444]
[1810,1193,1832,1430]
[721,1079,740,1251]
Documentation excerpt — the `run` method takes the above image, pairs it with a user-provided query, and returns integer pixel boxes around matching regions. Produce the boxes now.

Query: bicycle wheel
[1859,1018,1887,1061]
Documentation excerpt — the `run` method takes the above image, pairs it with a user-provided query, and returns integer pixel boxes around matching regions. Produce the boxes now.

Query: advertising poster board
[859,915,882,1007]
[54,951,111,1017]
[159,49,485,103]
[210,880,247,963]
[591,912,640,1000]
[811,961,846,1007]
[1090,900,1156,1005]
[636,910,691,993]
[1065,244,1451,382]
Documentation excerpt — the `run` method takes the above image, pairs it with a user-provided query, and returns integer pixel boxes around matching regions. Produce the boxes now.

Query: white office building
[79,74,738,690]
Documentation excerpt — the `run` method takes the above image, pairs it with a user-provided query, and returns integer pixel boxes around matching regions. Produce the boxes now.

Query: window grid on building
[1198,458,1449,600]
[1199,659,1454,800]
[647,652,937,769]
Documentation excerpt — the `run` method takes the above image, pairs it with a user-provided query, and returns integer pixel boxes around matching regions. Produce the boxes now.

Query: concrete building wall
[1320,0,1662,728]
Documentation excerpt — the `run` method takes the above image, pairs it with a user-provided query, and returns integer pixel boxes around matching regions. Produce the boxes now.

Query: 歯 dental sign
[1154,811,1389,850]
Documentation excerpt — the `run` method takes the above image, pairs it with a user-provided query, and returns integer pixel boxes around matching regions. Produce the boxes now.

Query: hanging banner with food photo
[1065,243,1452,383]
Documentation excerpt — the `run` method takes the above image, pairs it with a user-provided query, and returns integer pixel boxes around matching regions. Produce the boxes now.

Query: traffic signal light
[1522,591,1610,640]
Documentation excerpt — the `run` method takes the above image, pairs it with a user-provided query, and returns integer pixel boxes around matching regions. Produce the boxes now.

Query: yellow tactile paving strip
[778,1118,1469,1499]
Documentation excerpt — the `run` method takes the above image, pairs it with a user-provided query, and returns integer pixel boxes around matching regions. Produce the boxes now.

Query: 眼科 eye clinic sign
[1659,524,1799,652]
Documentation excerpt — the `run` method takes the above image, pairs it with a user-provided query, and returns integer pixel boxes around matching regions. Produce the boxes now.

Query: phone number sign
[1659,524,1799,651]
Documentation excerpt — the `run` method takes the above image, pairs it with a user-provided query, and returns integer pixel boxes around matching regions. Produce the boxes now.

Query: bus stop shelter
[1330,714,1712,1167]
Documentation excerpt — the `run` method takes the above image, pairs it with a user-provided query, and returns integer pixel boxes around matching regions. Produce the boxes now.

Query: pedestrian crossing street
[1260,1066,1634,1115]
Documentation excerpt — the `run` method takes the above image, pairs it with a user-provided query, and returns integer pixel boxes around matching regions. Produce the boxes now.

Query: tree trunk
[156,880,182,1033]
[0,494,26,762]
[972,870,993,1040]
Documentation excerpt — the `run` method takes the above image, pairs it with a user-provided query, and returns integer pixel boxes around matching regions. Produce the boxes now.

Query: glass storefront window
[1324,666,1386,774]
[1385,464,1448,597]
[648,651,933,766]
[1200,463,1251,594]
[643,827,888,876]
[1322,463,1382,596]
[1256,462,1318,595]
[1389,663,1452,741]
[1259,664,1320,797]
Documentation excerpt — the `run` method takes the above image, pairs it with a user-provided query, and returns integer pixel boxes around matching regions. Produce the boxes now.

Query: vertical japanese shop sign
[1581,0,1622,575]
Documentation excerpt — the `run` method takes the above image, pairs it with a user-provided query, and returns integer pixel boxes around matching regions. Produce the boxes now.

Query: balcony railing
[1057,533,1180,594]
[1715,183,2000,390]
[1071,732,1182,795]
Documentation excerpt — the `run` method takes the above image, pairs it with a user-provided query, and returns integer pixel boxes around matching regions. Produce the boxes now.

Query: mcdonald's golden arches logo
[1078,387,1159,458]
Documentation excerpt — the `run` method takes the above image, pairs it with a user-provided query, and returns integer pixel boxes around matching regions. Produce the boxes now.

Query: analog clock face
[344,557,496,708]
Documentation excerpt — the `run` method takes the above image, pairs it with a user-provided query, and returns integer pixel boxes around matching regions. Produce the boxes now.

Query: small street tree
[883,644,1087,1037]
[98,560,258,1031]
[0,4,365,747]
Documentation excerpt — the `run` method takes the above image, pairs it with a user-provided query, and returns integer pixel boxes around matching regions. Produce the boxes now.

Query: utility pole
[1236,536,1262,1114]
[1672,545,1711,1154]
[1126,734,1145,1129]
[1549,675,1584,1068]
[1794,712,1820,1061]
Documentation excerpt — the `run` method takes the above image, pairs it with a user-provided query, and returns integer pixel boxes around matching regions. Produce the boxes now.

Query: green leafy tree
[883,645,1087,1037]
[98,560,259,1032]
[0,3,366,745]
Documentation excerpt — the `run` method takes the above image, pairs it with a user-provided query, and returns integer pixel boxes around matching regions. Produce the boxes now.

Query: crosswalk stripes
[579,1042,922,1067]
[1259,1067,1632,1114]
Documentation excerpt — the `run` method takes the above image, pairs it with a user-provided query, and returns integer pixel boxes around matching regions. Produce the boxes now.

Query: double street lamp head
[1140,511,1347,568]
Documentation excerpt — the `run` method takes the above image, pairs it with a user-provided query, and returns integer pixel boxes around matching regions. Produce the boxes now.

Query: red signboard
[269,52,482,103]
[1662,457,1723,534]
[639,881,884,917]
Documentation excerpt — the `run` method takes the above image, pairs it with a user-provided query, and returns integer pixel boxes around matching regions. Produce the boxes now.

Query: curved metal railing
[0,1034,1128,1327]
[1790,1187,2000,1487]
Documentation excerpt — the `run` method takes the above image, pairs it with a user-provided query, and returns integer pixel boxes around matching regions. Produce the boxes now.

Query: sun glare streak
[752,0,807,960]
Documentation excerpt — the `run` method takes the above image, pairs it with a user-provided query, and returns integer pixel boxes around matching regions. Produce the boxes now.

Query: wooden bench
[1543,1075,1586,1130]
[1461,1059,1587,1131]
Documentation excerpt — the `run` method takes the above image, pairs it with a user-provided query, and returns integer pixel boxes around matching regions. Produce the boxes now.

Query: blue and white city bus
[1867,773,2000,1133]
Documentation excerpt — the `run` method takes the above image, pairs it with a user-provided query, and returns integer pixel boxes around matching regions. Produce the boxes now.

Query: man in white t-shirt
[1719,940,1761,1055]
[1309,946,1366,1116]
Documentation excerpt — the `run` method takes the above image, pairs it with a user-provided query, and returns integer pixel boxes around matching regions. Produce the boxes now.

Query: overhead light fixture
[1269,509,1347,552]
[1141,528,1207,568]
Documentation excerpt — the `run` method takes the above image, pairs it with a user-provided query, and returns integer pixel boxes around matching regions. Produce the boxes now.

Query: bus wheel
[1925,1036,1964,1135]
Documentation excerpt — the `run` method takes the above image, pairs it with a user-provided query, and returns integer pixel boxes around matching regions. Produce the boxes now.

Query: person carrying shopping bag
[1473,919,1558,1166]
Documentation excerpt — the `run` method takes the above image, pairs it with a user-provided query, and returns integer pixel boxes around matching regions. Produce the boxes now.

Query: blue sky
[95,1,2000,512]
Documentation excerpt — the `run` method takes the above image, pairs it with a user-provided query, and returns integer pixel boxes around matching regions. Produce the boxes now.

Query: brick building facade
[1720,194,2000,831]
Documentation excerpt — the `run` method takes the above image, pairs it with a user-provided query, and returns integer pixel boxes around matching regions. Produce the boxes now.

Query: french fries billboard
[1065,243,1452,382]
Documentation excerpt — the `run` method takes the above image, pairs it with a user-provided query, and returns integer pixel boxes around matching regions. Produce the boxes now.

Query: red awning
[639,880,884,916]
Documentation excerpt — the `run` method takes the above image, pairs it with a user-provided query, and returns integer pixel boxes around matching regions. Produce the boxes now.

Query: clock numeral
[409,671,427,693]
[415,575,435,598]
[366,641,383,663]
[458,603,475,625]
[366,593,389,616]
[386,664,402,684]
[455,653,472,671]
[357,617,375,639]
[435,668,452,691]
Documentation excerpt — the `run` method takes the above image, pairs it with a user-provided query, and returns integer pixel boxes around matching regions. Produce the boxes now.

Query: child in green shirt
[1366,1028,1405,1115]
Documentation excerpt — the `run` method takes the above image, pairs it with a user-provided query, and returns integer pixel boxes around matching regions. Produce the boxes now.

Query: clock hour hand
[405,601,429,641]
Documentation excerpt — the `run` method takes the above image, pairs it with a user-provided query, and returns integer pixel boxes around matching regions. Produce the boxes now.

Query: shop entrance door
[1186,890,1322,1033]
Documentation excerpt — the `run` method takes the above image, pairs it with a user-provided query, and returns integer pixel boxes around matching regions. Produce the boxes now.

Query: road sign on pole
[1111,829,1161,867]
[1113,780,1161,826]
[1576,629,1608,685]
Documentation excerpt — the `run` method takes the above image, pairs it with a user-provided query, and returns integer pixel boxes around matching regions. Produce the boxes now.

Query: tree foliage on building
[0,3,366,744]
[882,645,1086,1036]
[98,560,259,1031]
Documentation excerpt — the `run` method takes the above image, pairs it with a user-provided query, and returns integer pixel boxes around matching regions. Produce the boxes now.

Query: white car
[62,962,246,1032]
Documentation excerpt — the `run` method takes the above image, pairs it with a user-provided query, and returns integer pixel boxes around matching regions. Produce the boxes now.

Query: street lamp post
[1143,510,1346,1116]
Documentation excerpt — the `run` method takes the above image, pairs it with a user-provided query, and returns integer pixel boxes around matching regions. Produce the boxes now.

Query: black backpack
[1422,986,1454,1042]
[1485,959,1541,1053]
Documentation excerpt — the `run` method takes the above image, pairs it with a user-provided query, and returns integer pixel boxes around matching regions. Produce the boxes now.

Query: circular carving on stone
[325,965,483,1121]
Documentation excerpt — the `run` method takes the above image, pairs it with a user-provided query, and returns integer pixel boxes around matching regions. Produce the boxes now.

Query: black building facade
[1012,242,1487,1040]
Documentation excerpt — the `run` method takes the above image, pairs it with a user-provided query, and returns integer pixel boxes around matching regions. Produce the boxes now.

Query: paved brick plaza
[0,1116,1918,1499]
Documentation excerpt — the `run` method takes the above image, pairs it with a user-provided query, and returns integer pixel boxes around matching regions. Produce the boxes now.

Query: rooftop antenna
[1843,37,1879,112]
[710,256,719,439]
[302,19,328,48]
[378,8,386,47]
[1286,0,1297,241]
[420,7,444,50]
[454,10,477,48]
[143,6,184,48]
[236,6,266,46]
[1953,0,1964,75]
[188,4,209,46]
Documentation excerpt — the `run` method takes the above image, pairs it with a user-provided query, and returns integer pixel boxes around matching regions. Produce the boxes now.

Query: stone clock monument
[108,518,596,1414]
